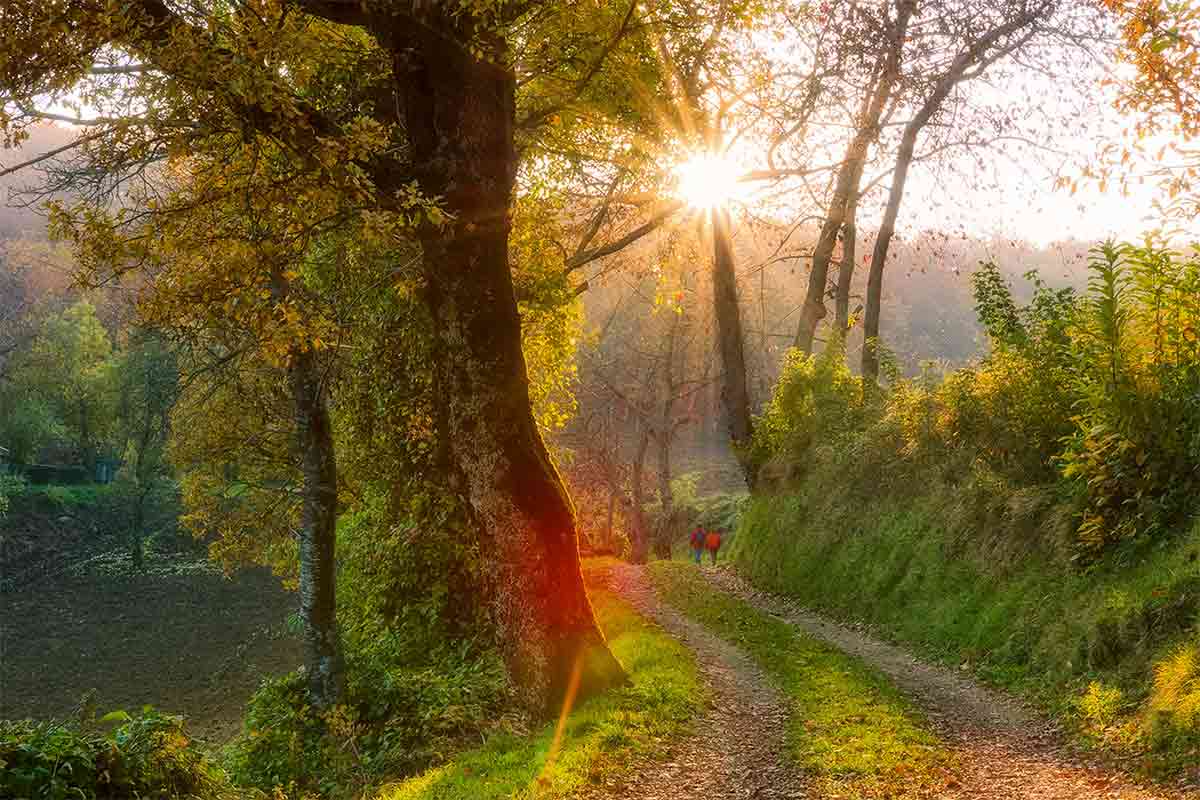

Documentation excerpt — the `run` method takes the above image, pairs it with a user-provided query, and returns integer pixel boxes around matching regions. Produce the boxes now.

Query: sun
[674,152,743,210]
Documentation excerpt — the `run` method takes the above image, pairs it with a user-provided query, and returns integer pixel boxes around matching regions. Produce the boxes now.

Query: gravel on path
[594,563,808,800]
[701,566,1200,800]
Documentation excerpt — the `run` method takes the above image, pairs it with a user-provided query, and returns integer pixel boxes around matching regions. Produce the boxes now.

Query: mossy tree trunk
[290,346,343,708]
[393,24,624,717]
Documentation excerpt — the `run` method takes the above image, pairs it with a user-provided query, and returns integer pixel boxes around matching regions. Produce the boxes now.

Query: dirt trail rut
[701,566,1200,800]
[598,564,807,800]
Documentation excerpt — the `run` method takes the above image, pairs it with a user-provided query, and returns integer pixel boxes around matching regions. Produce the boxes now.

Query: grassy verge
[647,561,958,799]
[733,487,1200,777]
[376,559,704,800]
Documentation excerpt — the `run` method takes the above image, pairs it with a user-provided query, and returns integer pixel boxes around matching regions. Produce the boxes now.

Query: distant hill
[1,124,78,240]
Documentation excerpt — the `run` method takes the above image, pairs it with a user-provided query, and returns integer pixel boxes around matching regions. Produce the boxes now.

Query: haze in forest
[3,2,1200,799]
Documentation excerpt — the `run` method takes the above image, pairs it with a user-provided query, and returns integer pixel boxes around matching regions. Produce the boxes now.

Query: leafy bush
[228,652,508,797]
[226,496,510,798]
[736,241,1200,776]
[1150,642,1200,731]
[0,472,26,519]
[0,709,231,800]
[749,337,865,475]
[757,242,1200,558]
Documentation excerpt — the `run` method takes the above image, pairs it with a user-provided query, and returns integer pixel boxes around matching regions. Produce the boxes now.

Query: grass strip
[377,559,704,800]
[647,560,959,799]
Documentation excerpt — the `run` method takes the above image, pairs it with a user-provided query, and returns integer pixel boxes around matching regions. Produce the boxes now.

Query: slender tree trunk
[794,0,916,353]
[860,8,1047,381]
[862,115,923,382]
[657,315,677,518]
[396,29,623,716]
[289,347,343,708]
[656,435,673,518]
[711,206,756,486]
[834,195,860,334]
[604,487,616,554]
[629,427,651,564]
[654,432,674,559]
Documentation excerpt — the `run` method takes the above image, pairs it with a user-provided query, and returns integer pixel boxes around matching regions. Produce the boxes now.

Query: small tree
[114,330,179,569]
[2,300,116,467]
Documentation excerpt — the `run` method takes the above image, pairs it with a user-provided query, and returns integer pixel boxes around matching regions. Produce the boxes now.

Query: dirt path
[598,563,807,799]
[700,566,1200,800]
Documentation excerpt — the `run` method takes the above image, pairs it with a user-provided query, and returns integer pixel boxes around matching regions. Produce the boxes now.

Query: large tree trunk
[290,347,343,708]
[794,0,916,353]
[396,28,624,717]
[711,206,756,486]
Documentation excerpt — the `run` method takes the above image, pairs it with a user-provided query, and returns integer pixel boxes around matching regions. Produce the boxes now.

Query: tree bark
[655,434,673,521]
[834,195,860,334]
[711,206,756,486]
[289,347,343,709]
[629,426,651,564]
[604,487,616,554]
[653,431,674,560]
[395,26,624,717]
[861,133,914,382]
[794,0,916,353]
[656,313,678,518]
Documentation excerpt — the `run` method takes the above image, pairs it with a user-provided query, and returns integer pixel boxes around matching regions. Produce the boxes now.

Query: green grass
[647,561,958,799]
[732,483,1200,776]
[375,559,704,800]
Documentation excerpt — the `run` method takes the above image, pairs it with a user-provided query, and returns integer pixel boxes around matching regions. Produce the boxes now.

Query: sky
[1,9,1187,254]
[698,13,1185,251]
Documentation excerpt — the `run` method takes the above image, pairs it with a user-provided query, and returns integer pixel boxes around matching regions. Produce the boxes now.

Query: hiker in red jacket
[689,526,705,564]
[704,529,722,564]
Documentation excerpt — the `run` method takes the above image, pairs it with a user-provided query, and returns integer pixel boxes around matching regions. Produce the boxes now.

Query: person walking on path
[689,527,706,564]
[705,529,723,564]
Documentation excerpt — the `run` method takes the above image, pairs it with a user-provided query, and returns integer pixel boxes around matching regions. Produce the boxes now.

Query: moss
[732,481,1200,777]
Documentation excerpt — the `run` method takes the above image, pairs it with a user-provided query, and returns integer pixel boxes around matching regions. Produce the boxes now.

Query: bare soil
[701,566,1200,800]
[0,564,301,744]
[595,563,807,799]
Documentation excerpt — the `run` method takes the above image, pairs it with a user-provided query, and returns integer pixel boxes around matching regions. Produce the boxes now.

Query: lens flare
[675,152,743,209]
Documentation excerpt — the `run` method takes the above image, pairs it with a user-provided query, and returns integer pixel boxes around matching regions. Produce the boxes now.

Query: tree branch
[564,200,685,272]
[0,131,104,179]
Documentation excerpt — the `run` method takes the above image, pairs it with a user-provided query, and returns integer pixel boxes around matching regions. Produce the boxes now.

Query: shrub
[1150,643,1200,731]
[1077,681,1125,730]
[226,495,510,798]
[228,652,509,798]
[0,709,231,800]
[757,243,1200,558]
[0,472,26,519]
[750,339,865,475]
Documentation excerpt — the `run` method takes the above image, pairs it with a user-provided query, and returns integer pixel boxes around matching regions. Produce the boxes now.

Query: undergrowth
[647,561,959,799]
[734,491,1200,775]
[374,558,703,800]
[0,709,236,800]
[735,243,1200,778]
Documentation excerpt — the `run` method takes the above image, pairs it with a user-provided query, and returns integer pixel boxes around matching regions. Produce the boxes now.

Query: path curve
[701,566,1200,800]
[596,563,807,800]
